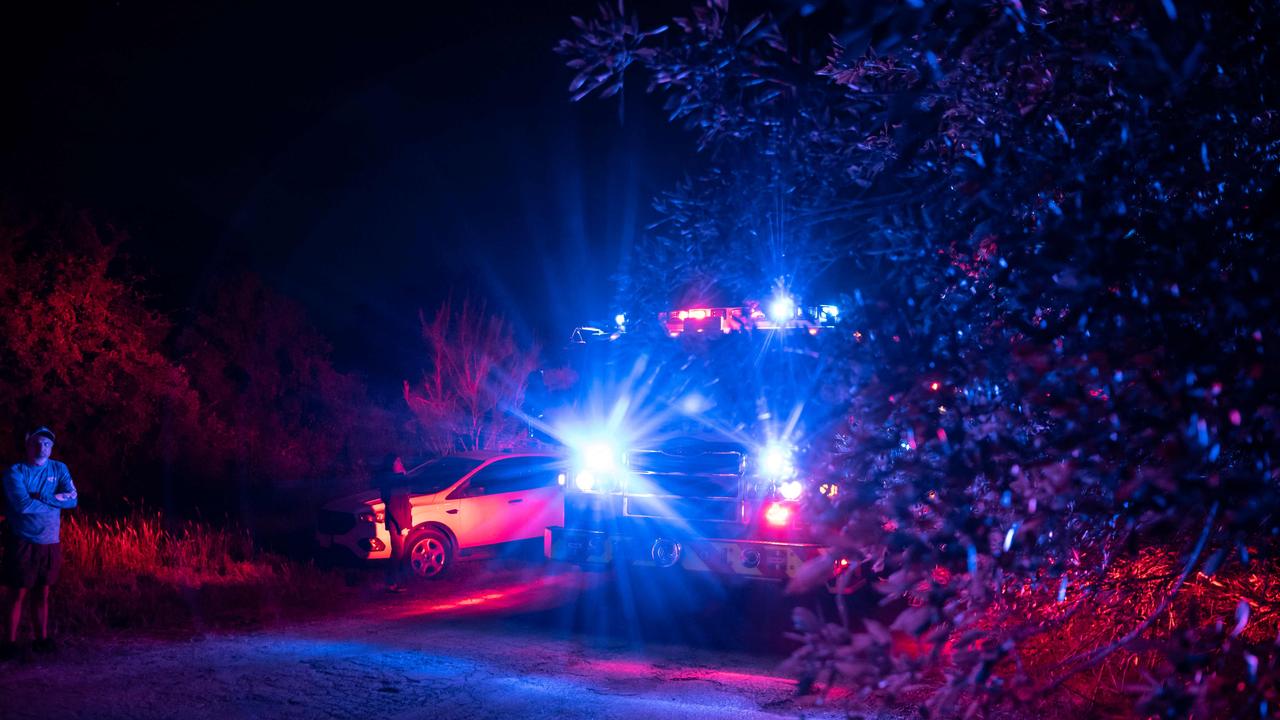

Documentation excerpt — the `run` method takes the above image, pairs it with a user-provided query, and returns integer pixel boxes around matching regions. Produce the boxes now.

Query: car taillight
[764,502,792,527]
[357,510,385,524]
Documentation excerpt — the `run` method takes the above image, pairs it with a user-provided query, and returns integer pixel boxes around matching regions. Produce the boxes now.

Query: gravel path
[0,563,865,720]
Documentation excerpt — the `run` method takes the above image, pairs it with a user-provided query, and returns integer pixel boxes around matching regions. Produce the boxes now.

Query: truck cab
[539,298,841,583]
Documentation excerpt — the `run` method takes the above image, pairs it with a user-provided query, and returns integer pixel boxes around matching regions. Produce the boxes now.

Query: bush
[558,1,1280,717]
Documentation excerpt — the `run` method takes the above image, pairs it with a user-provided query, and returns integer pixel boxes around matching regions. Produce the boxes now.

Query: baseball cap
[25,426,56,443]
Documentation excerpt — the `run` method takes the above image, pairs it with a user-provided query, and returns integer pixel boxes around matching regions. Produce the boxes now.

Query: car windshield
[405,457,484,494]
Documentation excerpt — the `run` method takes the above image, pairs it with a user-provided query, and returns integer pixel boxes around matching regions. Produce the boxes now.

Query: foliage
[559,1,1280,717]
[0,211,212,498]
[403,297,539,454]
[0,212,389,509]
[560,0,868,311]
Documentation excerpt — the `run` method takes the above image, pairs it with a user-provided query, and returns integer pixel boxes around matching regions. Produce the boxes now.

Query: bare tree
[403,298,538,455]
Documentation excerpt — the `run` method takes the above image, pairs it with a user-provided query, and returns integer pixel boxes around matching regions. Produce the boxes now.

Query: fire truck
[538,295,843,585]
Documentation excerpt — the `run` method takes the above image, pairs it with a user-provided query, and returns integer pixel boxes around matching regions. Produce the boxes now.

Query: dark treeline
[1,209,399,519]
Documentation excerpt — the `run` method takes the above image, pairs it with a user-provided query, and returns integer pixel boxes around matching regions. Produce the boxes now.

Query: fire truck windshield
[530,323,837,453]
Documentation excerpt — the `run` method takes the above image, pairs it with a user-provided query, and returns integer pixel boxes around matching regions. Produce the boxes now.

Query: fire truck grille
[624,497,740,522]
[627,449,743,476]
[627,473,738,498]
[624,448,744,522]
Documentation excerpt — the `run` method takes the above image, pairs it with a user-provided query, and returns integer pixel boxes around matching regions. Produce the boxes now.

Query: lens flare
[764,502,792,526]
[759,443,795,479]
[581,441,618,472]
[767,295,796,323]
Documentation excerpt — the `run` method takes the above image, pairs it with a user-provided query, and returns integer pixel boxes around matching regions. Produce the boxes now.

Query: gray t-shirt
[3,460,78,544]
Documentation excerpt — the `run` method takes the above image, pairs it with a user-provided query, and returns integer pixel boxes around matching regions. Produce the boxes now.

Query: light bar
[767,294,796,324]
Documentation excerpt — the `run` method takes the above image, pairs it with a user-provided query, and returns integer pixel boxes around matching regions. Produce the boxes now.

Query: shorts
[3,539,62,589]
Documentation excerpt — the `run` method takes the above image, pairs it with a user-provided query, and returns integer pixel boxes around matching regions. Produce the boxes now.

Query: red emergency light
[665,306,734,335]
[764,502,792,527]
[661,301,837,336]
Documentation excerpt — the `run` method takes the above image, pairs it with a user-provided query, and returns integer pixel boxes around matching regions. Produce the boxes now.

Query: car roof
[453,449,561,461]
[403,450,561,474]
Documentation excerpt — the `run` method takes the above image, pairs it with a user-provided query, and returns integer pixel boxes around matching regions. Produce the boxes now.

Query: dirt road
[0,562,864,719]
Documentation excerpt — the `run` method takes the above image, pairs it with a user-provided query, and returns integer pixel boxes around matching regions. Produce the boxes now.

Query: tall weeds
[15,511,345,636]
[62,512,263,586]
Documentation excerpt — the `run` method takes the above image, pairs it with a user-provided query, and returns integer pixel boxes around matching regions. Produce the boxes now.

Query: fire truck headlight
[767,294,796,324]
[581,441,619,473]
[759,443,795,480]
[779,480,803,501]
[571,440,622,493]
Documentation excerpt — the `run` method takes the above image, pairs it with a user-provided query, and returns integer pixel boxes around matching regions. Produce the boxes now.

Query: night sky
[1,1,691,387]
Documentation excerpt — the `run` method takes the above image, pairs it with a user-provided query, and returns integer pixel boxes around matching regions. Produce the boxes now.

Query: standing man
[377,454,411,593]
[2,426,77,659]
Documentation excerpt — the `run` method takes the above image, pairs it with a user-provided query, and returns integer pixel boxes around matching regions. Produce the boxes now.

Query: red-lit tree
[178,273,391,493]
[559,1,1280,717]
[0,211,212,500]
[403,298,539,455]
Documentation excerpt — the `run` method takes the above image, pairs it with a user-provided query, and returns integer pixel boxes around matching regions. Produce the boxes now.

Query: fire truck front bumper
[545,526,825,581]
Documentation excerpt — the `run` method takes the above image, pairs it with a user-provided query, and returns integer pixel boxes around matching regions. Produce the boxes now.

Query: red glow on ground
[585,658,789,685]
[387,569,601,619]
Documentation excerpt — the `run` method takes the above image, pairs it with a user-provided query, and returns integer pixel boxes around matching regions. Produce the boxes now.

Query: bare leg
[35,586,50,640]
[7,588,26,643]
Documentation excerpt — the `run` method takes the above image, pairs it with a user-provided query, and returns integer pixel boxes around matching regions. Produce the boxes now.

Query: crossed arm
[48,473,79,508]
[3,469,78,513]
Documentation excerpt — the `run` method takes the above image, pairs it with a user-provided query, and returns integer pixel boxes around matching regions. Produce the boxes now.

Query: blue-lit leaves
[1051,116,1070,144]
[561,1,1280,715]
[924,50,942,79]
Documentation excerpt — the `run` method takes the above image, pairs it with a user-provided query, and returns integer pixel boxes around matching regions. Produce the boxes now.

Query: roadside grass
[33,512,360,637]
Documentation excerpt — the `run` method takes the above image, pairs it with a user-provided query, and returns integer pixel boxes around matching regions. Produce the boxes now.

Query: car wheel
[407,528,453,580]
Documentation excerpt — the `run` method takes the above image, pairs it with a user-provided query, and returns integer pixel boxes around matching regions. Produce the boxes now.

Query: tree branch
[1038,501,1219,693]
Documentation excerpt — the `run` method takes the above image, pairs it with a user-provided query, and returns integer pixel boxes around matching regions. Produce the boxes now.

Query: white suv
[316,451,564,578]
